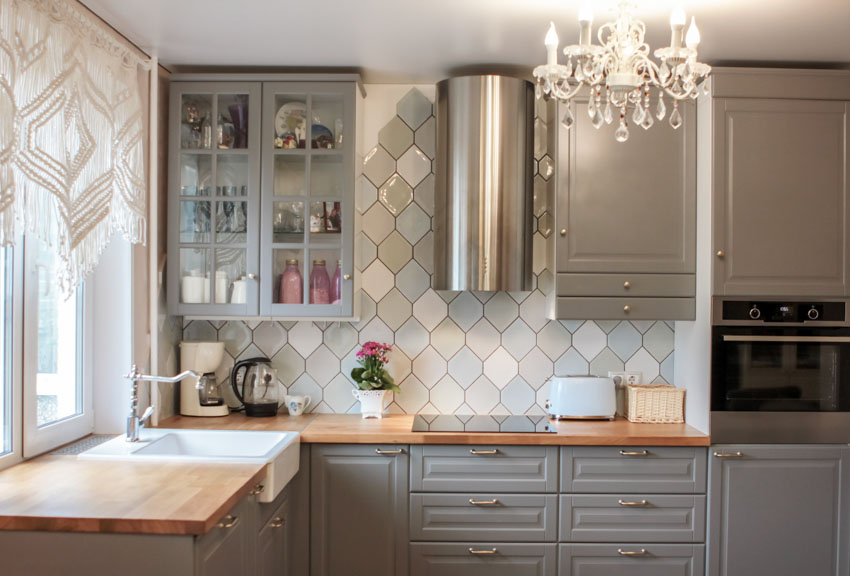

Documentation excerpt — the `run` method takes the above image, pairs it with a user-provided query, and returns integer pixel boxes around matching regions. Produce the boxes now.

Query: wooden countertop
[161,413,710,446]
[0,455,266,535]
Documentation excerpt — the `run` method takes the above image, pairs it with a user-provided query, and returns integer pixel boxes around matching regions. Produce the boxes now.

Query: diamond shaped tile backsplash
[183,87,674,416]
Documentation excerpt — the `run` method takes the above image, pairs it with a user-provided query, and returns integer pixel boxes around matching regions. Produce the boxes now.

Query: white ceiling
[81,0,850,82]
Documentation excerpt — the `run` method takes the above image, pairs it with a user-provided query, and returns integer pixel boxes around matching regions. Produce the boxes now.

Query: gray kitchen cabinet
[410,543,557,576]
[168,74,361,318]
[708,444,850,576]
[197,494,256,576]
[559,544,705,576]
[310,444,409,576]
[549,97,696,320]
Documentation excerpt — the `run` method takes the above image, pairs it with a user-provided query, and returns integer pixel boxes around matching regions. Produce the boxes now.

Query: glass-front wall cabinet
[168,78,356,318]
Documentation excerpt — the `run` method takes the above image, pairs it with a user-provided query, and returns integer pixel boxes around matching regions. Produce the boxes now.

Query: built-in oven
[711,299,850,443]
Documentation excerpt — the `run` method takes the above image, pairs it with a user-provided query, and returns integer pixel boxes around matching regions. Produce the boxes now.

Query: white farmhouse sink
[78,429,299,502]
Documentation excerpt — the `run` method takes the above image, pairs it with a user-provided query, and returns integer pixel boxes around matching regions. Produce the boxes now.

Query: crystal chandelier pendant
[561,105,576,129]
[669,103,683,129]
[632,105,645,125]
[587,98,596,119]
[641,112,654,130]
[656,96,666,121]
[535,83,542,100]
[615,120,629,143]
[591,108,604,129]
[604,102,614,125]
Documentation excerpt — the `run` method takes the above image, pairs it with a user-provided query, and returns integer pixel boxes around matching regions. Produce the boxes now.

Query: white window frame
[0,244,23,471]
[22,238,94,457]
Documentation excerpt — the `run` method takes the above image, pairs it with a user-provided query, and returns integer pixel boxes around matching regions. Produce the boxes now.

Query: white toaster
[546,376,616,420]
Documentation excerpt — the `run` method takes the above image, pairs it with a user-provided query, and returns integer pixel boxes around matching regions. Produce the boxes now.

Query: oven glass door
[712,328,850,412]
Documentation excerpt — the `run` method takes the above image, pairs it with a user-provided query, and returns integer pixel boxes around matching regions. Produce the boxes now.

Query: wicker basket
[626,384,685,423]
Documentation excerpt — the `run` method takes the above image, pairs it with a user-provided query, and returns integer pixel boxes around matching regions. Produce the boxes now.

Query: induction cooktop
[411,414,555,433]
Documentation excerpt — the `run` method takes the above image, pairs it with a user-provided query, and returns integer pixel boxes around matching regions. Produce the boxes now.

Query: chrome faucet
[124,365,201,442]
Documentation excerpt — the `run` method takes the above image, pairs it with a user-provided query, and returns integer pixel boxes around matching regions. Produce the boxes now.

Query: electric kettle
[231,357,279,417]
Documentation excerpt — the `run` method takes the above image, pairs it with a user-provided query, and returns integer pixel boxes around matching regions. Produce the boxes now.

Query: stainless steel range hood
[433,75,534,292]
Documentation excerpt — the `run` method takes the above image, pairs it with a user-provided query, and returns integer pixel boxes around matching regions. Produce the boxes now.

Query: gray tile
[501,377,535,414]
[396,201,430,245]
[271,344,304,386]
[448,292,484,331]
[447,346,483,389]
[396,260,430,303]
[397,88,433,130]
[378,174,413,215]
[431,318,465,361]
[358,317,395,346]
[378,230,412,274]
[484,292,519,332]
[596,320,621,334]
[415,116,436,159]
[465,376,500,414]
[412,290,447,331]
[323,373,356,413]
[537,269,554,295]
[377,288,413,331]
[356,177,377,214]
[519,290,548,332]
[519,348,554,390]
[438,290,460,304]
[362,203,395,244]
[608,322,642,362]
[643,322,675,362]
[356,234,377,272]
[630,320,655,334]
[323,322,359,358]
[340,348,361,386]
[394,317,430,359]
[533,233,547,276]
[625,348,661,382]
[483,348,519,389]
[539,154,554,180]
[589,347,625,378]
[378,116,414,159]
[538,212,553,238]
[414,173,435,216]
[220,321,252,357]
[536,321,572,361]
[353,293,377,331]
[431,375,465,413]
[361,259,394,302]
[533,174,547,217]
[287,374,322,412]
[412,346,447,388]
[396,375,429,413]
[534,118,547,160]
[661,353,675,386]
[253,322,287,358]
[397,146,431,188]
[363,145,395,188]
[502,319,536,361]
[508,291,531,305]
[306,345,340,387]
[466,318,501,360]
[183,320,218,342]
[572,322,607,362]
[413,231,434,274]
[288,322,323,358]
[560,320,585,333]
[386,348,412,383]
[554,348,589,377]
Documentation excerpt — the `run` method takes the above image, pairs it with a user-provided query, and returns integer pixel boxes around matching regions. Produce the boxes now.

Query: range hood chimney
[434,75,534,292]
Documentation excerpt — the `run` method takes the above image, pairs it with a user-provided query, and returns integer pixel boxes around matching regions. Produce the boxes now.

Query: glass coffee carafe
[231,357,279,417]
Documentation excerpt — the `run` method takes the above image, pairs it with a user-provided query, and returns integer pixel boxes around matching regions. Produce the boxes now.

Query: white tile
[396,202,430,245]
[356,234,377,272]
[414,173,435,216]
[431,318,465,360]
[377,230,412,274]
[184,320,218,341]
[625,348,660,382]
[411,346,447,388]
[539,154,554,180]
[554,348,589,376]
[356,177,377,214]
[362,203,395,244]
[397,88,433,130]
[465,376,500,413]
[413,231,434,274]
[396,260,430,302]
[220,321,252,358]
[533,174,547,216]
[437,290,460,304]
[378,174,413,215]
[358,317,395,346]
[362,145,395,188]
[589,347,625,378]
[608,322,642,362]
[252,322,287,358]
[386,348,412,383]
[394,317,430,359]
[340,348,360,386]
[538,213,553,239]
[630,320,655,334]
[323,373,356,412]
[501,319,536,361]
[484,292,519,332]
[323,322,359,359]
[519,348,554,389]
[288,322,323,358]
[532,233,547,275]
[643,321,675,362]
[271,344,304,386]
[466,318,501,360]
[361,260,394,302]
[501,377,535,414]
[596,320,620,334]
[412,290,448,331]
[661,353,675,385]
[395,375,429,413]
[306,344,340,387]
[536,381,551,412]
[447,347,483,389]
[287,374,322,411]
[534,118,547,160]
[483,348,519,389]
[415,117,436,160]
[536,321,572,361]
[519,290,548,332]
[377,288,413,331]
[397,146,431,188]
[560,320,585,333]
[430,375,464,413]
[448,292,484,331]
[572,321,607,362]
[378,116,414,159]
[352,293,377,331]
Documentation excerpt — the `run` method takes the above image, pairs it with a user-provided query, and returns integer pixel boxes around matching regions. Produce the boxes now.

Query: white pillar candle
[578,5,593,46]
[669,7,686,49]
[545,22,559,65]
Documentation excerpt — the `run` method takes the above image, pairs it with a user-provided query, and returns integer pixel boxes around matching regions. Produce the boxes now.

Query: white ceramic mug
[285,394,312,416]
[231,278,247,304]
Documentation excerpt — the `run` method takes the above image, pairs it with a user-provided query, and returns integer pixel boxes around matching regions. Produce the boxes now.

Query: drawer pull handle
[468,548,498,555]
[469,498,500,506]
[469,449,499,455]
[617,548,648,556]
[269,516,284,529]
[217,514,240,530]
[619,449,649,456]
[248,484,265,496]
[713,451,744,458]
[375,448,403,455]
[623,281,631,289]
[618,499,648,507]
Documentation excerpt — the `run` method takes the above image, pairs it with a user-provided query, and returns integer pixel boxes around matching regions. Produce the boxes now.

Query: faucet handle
[140,405,155,425]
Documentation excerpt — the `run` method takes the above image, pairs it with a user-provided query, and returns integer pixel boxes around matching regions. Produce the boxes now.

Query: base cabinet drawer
[411,494,557,542]
[559,544,705,576]
[411,445,558,492]
[560,495,705,543]
[410,543,557,576]
[553,297,695,321]
[556,274,695,297]
[561,447,707,493]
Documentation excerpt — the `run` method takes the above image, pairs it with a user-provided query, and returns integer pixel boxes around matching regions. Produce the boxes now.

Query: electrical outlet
[608,371,642,388]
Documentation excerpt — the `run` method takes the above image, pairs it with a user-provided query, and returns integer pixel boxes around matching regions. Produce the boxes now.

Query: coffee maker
[179,341,229,417]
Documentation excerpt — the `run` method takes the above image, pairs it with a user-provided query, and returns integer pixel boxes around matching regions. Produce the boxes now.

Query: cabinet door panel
[713,99,849,296]
[411,543,556,576]
[197,496,255,576]
[559,544,704,576]
[708,445,850,576]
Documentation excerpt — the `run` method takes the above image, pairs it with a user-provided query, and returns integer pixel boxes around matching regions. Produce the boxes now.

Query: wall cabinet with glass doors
[167,76,359,319]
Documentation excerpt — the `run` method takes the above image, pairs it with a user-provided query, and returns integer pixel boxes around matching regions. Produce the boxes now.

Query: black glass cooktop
[412,414,555,433]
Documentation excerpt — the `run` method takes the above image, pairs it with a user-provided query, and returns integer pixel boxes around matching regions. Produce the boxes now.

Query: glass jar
[280,259,303,304]
[331,260,342,304]
[309,260,331,304]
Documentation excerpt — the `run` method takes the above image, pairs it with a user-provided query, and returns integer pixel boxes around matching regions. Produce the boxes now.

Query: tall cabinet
[168,75,361,318]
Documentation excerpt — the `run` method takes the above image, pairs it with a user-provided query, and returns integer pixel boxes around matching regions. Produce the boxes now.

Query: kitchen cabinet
[256,491,289,576]
[550,97,696,320]
[310,444,409,576]
[168,75,361,318]
[197,494,256,576]
[708,444,850,576]
[705,69,850,297]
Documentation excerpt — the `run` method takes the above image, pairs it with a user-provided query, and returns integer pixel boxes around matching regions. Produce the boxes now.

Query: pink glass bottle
[331,260,342,304]
[280,259,303,304]
[309,259,331,304]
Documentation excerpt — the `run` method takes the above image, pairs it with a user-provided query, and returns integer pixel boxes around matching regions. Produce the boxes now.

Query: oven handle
[722,335,850,343]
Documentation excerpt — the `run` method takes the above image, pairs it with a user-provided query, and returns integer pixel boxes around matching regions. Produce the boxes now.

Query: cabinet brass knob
[270,517,284,529]
[623,281,631,289]
[559,228,567,236]
[623,305,631,313]
[217,514,240,529]
[248,484,265,496]
[716,250,725,258]
[343,274,351,281]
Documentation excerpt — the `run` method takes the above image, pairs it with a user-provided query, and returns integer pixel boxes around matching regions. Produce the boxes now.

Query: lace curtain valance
[0,0,149,293]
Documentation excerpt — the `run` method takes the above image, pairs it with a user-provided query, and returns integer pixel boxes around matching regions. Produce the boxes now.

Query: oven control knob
[808,307,819,320]
[749,306,761,320]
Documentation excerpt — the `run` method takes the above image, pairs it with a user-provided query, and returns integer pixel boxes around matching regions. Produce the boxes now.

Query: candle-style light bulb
[545,22,559,65]
[578,5,593,46]
[686,17,701,50]
[669,6,686,49]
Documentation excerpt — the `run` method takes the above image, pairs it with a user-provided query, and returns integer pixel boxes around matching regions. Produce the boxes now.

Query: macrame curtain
[0,0,149,294]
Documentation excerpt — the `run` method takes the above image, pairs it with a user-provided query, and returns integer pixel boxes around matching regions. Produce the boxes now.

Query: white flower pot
[352,389,387,419]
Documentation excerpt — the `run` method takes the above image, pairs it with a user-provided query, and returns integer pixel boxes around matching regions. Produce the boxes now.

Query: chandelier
[533,2,710,142]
